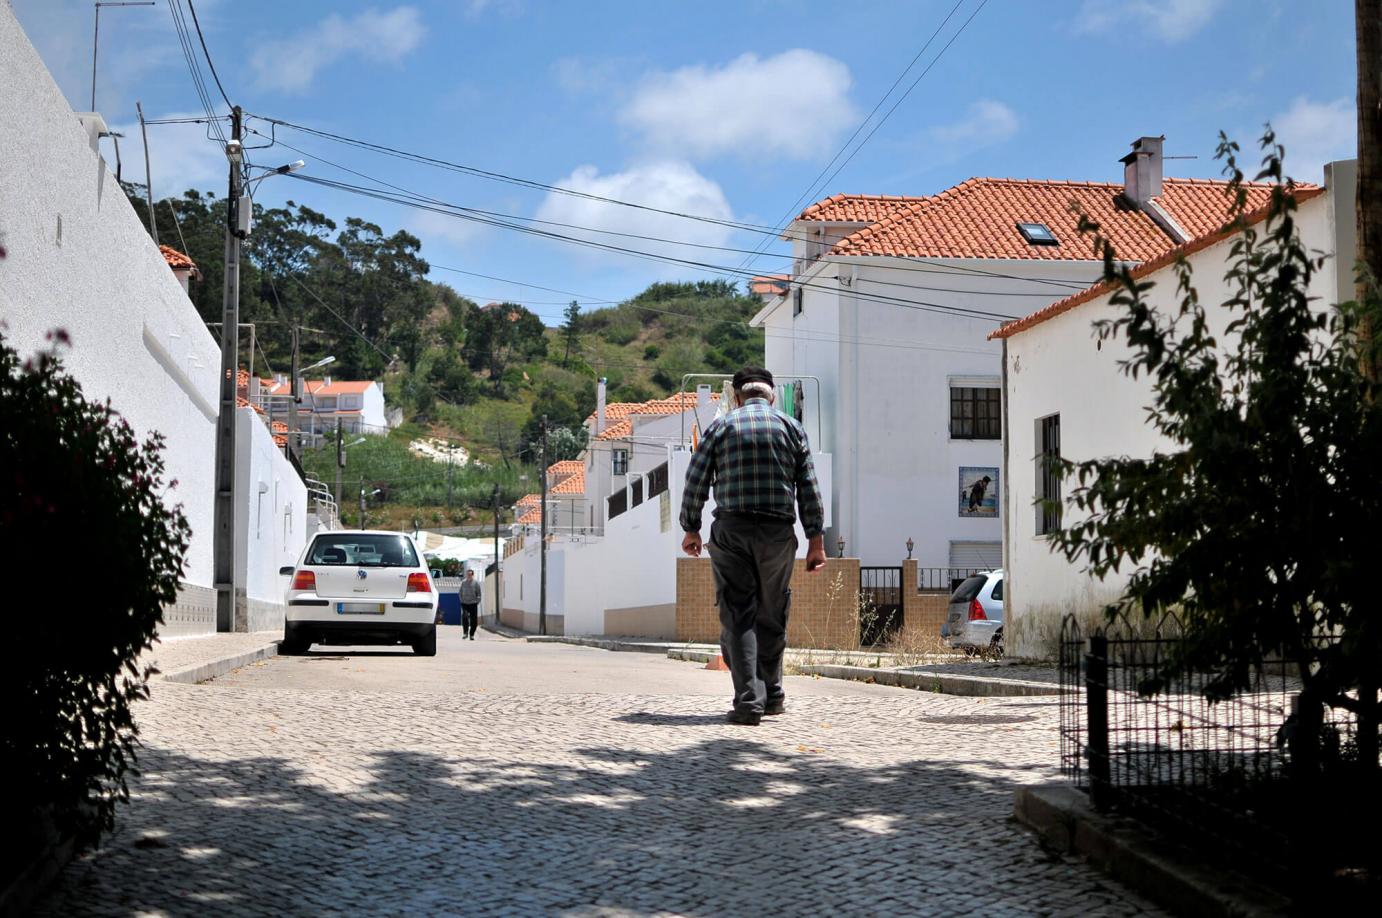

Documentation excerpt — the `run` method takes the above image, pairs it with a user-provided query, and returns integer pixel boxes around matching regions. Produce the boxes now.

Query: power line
[165,0,226,145]
[734,0,967,272]
[272,171,1019,321]
[185,0,232,108]
[243,118,1092,292]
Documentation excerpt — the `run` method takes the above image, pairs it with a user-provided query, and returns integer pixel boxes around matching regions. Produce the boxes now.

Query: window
[950,387,1001,439]
[792,286,804,317]
[612,448,629,476]
[1016,222,1059,246]
[307,533,419,567]
[1036,413,1061,535]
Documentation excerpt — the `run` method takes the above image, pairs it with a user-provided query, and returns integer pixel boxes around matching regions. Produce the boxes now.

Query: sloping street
[38,631,1161,916]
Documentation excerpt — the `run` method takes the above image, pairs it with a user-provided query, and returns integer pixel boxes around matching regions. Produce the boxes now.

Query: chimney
[696,384,713,416]
[1121,135,1165,204]
[595,377,607,435]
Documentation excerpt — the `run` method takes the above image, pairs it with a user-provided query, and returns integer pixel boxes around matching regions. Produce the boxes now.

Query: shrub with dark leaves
[1,328,190,842]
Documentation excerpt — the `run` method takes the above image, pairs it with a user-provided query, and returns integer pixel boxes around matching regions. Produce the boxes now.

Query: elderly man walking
[458,568,482,640]
[680,366,827,725]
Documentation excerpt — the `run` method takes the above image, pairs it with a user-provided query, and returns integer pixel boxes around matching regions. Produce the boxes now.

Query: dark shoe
[726,709,762,726]
[764,699,786,716]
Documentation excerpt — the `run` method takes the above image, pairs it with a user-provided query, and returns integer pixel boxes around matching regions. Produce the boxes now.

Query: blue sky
[14,0,1357,324]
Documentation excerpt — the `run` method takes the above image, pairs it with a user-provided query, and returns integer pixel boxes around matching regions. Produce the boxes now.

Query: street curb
[527,635,683,654]
[160,640,281,685]
[796,663,1060,697]
[1013,784,1291,917]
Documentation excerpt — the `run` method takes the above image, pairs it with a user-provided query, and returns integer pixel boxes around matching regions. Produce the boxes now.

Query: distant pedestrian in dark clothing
[681,366,827,726]
[459,569,482,640]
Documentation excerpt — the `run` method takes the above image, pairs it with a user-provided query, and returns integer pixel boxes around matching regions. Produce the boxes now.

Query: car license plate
[337,602,386,615]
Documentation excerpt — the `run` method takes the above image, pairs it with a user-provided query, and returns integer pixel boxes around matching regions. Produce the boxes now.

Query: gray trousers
[707,514,797,714]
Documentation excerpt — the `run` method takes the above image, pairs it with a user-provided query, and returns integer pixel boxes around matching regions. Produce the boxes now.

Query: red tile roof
[259,378,377,397]
[160,245,198,272]
[587,392,720,441]
[797,194,928,223]
[551,468,585,495]
[829,177,1301,262]
[516,507,542,525]
[989,186,1326,340]
[749,274,790,296]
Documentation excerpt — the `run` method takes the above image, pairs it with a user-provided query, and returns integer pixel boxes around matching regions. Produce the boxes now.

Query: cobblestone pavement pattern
[39,629,1164,916]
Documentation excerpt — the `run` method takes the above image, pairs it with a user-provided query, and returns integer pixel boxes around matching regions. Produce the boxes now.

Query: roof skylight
[1016,222,1059,246]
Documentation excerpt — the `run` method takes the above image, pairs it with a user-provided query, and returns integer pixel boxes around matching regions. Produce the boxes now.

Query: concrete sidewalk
[142,631,282,685]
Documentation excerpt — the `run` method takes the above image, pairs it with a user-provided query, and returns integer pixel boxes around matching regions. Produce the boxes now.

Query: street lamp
[837,535,846,558]
[906,537,914,560]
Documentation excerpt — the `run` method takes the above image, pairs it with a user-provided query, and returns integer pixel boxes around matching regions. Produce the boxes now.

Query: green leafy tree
[466,303,548,393]
[1048,132,1381,771]
[561,300,582,367]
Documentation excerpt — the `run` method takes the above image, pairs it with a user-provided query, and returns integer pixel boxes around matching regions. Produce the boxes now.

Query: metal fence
[1059,610,1369,883]
[859,566,902,646]
[917,567,986,592]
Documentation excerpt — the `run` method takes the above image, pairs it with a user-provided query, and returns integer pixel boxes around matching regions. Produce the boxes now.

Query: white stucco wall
[362,382,387,431]
[0,8,221,606]
[1002,190,1344,659]
[235,408,308,630]
[758,252,1099,569]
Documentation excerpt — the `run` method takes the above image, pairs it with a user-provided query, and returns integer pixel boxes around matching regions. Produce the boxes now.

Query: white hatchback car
[943,570,1004,657]
[280,530,438,656]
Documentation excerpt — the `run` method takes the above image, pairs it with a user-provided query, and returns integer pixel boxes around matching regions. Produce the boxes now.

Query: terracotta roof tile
[798,194,928,223]
[749,274,790,296]
[551,468,585,495]
[989,186,1326,340]
[587,392,720,441]
[160,244,198,272]
[516,507,542,525]
[829,177,1303,262]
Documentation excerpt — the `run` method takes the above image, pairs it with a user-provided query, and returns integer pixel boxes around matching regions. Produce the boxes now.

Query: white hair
[739,381,776,402]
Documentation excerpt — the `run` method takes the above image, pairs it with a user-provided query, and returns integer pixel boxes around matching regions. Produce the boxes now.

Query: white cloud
[931,100,1018,148]
[620,49,857,161]
[1271,96,1356,184]
[1076,0,1223,42]
[110,112,230,199]
[250,6,424,94]
[534,161,735,272]
[465,0,523,17]
[410,210,486,251]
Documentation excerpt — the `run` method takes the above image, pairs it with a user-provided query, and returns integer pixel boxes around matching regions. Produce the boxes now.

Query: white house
[257,376,388,441]
[752,136,1290,582]
[0,7,307,635]
[990,160,1354,659]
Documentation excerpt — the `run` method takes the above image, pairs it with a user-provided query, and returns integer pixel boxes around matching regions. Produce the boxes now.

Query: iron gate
[859,566,903,646]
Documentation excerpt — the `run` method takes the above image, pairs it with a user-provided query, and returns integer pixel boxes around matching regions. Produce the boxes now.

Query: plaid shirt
[679,398,824,538]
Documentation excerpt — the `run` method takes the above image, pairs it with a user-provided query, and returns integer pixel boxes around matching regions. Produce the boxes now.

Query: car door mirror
[279,565,295,576]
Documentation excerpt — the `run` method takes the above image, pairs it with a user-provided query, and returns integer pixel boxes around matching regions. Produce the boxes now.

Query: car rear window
[949,575,988,603]
[308,534,419,568]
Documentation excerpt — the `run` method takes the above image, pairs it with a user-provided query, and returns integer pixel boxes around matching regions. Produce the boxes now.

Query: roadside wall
[0,8,221,633]
[676,557,860,650]
[235,408,308,632]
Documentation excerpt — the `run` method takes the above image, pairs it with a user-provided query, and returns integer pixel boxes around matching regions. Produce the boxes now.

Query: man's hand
[805,535,827,573]
[682,531,703,557]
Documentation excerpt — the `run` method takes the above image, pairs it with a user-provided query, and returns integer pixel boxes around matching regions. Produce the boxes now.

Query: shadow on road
[36,730,1116,916]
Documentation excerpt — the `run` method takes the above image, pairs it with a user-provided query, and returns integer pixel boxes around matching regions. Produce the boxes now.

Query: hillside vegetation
[124,184,764,524]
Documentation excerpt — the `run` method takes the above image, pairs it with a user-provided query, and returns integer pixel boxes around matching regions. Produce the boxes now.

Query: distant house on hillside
[160,245,200,294]
[256,376,388,441]
[753,136,1292,581]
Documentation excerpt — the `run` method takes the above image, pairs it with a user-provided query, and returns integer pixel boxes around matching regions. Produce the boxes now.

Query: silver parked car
[943,570,1004,657]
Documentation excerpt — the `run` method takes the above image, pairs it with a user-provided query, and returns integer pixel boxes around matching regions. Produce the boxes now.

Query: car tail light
[967,598,987,621]
[290,570,316,592]
[407,572,432,593]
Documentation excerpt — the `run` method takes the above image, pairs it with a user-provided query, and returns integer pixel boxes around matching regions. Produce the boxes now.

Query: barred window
[1036,413,1061,536]
[950,387,1001,439]
[612,448,629,476]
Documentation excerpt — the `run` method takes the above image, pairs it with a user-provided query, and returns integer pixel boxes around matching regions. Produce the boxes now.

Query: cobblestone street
[38,630,1163,916]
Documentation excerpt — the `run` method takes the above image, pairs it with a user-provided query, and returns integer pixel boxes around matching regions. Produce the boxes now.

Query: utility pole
[446,439,454,509]
[539,414,548,637]
[359,476,367,528]
[1358,0,1382,386]
[136,100,157,244]
[287,323,300,461]
[492,483,501,627]
[212,106,244,632]
[335,421,344,510]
